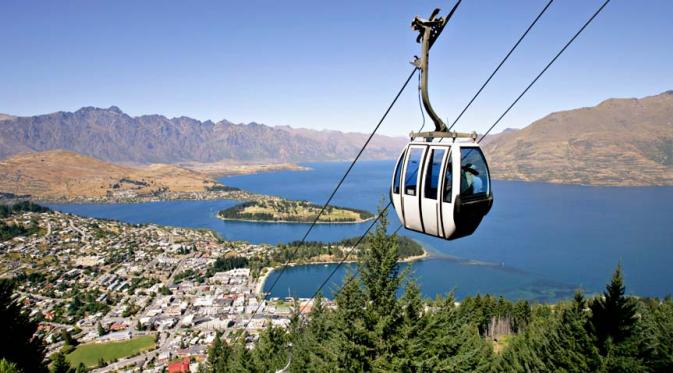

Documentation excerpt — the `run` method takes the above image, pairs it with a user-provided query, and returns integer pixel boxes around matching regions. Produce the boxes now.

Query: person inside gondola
[461,164,477,195]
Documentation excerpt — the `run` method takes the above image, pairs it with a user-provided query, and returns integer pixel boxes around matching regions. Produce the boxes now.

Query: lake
[47,160,673,302]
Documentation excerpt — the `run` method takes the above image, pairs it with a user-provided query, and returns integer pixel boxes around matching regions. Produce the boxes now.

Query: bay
[47,160,673,302]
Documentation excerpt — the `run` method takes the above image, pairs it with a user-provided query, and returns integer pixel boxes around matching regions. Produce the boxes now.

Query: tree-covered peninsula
[218,199,374,223]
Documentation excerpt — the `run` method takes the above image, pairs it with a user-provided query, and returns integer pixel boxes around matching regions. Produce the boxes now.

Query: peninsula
[218,200,374,224]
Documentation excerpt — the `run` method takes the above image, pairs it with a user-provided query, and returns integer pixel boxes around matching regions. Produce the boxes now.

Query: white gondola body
[391,138,493,240]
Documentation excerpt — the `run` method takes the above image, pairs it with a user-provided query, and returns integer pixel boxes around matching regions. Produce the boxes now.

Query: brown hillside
[0,150,224,200]
[483,91,673,186]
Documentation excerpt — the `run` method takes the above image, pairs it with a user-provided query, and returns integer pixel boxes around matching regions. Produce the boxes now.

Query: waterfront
[48,160,673,302]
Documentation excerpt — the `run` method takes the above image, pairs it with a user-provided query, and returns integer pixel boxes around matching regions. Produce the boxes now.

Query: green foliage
[218,200,373,223]
[0,201,49,241]
[590,264,638,352]
[96,322,106,337]
[67,290,109,320]
[496,298,600,372]
[0,221,38,242]
[0,359,22,373]
[272,235,423,266]
[61,330,78,347]
[0,279,48,373]
[127,276,158,293]
[0,201,49,218]
[206,184,240,192]
[158,285,172,295]
[207,256,249,277]
[173,269,204,283]
[204,227,673,372]
[50,352,73,373]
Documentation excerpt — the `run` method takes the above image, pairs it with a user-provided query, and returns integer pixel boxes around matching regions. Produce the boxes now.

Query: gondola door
[420,146,447,236]
[440,146,457,239]
[401,145,426,231]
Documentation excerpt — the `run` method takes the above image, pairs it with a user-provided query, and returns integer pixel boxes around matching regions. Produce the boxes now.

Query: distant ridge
[0,107,407,163]
[483,90,673,186]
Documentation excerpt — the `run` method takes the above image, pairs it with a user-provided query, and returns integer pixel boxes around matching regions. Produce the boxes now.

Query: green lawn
[67,335,156,368]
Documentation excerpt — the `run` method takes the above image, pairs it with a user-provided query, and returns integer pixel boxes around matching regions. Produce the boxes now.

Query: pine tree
[0,279,48,373]
[638,296,673,371]
[96,322,106,337]
[417,295,492,372]
[590,264,638,352]
[332,272,372,372]
[391,281,425,371]
[50,352,72,373]
[61,330,77,347]
[225,340,253,373]
[0,359,22,373]
[250,325,288,372]
[551,293,600,372]
[207,332,230,373]
[359,207,401,316]
[289,293,335,371]
[358,207,404,370]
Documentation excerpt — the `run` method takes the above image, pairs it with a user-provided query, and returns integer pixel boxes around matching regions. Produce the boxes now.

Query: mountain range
[1,90,673,186]
[0,106,406,163]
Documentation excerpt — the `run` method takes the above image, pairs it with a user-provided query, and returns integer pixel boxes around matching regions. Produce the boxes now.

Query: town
[0,208,326,372]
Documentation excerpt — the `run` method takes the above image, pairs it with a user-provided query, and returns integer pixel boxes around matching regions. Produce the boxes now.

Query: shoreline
[23,190,263,206]
[217,215,375,225]
[255,244,429,296]
[255,267,275,296]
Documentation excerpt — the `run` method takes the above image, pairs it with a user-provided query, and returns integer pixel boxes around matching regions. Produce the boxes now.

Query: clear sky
[1,0,671,136]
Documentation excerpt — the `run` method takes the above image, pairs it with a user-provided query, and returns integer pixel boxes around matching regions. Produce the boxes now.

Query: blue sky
[1,0,671,136]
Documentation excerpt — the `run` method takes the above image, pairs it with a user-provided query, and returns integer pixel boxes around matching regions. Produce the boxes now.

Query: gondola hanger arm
[412,0,462,133]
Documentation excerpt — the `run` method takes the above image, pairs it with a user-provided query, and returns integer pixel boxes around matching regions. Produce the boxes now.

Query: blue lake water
[47,160,673,302]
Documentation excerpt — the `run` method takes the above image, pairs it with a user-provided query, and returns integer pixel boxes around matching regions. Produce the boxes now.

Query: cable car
[391,4,493,240]
[391,134,492,240]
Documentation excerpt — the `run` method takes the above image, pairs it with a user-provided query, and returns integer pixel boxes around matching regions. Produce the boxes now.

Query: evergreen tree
[96,322,106,337]
[358,208,404,370]
[250,325,288,372]
[208,332,230,373]
[638,296,673,371]
[590,264,638,352]
[289,294,335,371]
[417,295,492,372]
[332,273,372,372]
[49,352,72,373]
[0,359,22,373]
[391,281,425,371]
[225,341,253,372]
[61,330,77,347]
[0,279,48,373]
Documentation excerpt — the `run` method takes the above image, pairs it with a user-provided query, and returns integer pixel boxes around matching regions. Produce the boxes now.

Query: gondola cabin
[391,136,493,240]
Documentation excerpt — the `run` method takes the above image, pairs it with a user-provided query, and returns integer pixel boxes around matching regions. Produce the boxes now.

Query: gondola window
[424,149,445,200]
[405,148,423,196]
[460,148,490,198]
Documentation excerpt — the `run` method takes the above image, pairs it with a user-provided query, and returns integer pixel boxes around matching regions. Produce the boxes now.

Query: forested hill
[0,106,406,163]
